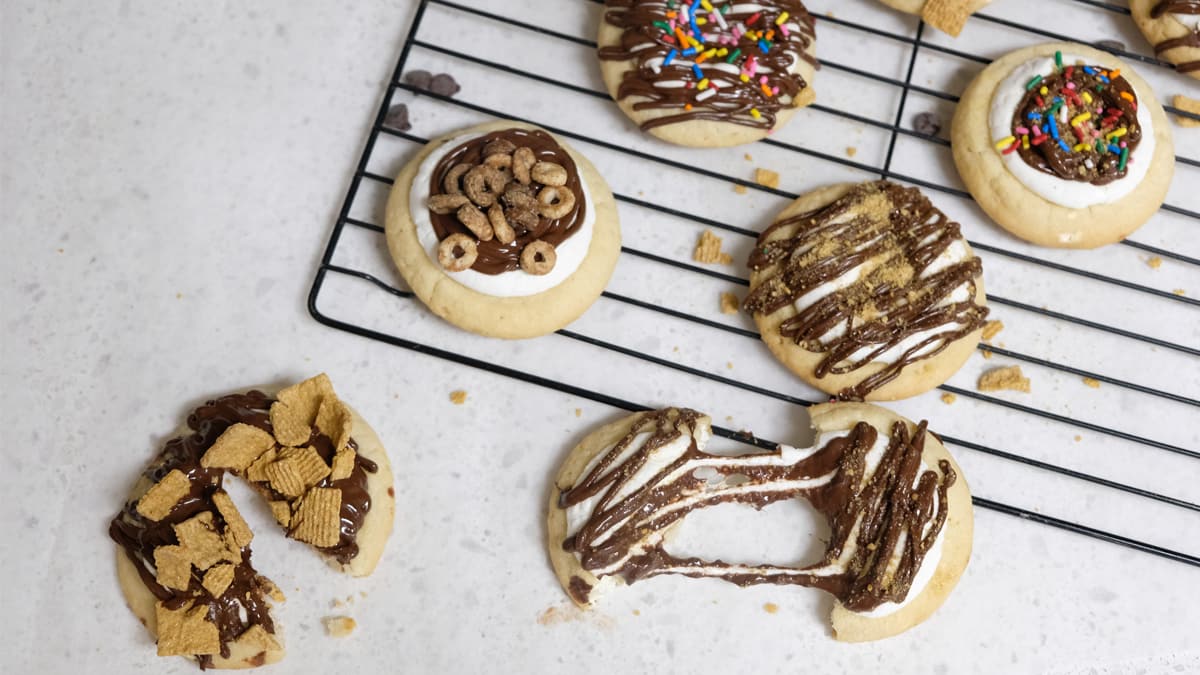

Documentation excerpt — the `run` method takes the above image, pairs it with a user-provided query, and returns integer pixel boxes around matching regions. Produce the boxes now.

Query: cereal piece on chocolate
[330,447,357,482]
[457,203,495,241]
[719,292,740,315]
[503,183,537,210]
[978,365,1030,393]
[136,469,191,521]
[174,512,237,570]
[482,137,516,157]
[520,240,557,275]
[754,168,780,189]
[277,374,333,425]
[531,161,568,187]
[245,447,278,483]
[442,163,472,195]
[234,624,282,652]
[257,574,286,602]
[155,601,221,657]
[693,230,732,265]
[315,398,352,454]
[322,616,357,638]
[537,186,576,219]
[483,152,512,170]
[265,447,330,498]
[512,147,535,185]
[202,563,236,598]
[487,203,516,245]
[291,487,343,548]
[212,490,253,549]
[200,423,275,471]
[269,500,292,528]
[427,193,470,214]
[153,545,193,591]
[270,402,313,448]
[980,320,1004,342]
[438,233,478,272]
[463,165,505,207]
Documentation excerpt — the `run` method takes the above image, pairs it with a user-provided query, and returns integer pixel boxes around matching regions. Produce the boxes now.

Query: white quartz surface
[2,1,1199,674]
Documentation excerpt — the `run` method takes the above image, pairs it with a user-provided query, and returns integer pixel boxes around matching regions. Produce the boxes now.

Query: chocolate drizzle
[599,0,817,131]
[1011,65,1142,184]
[108,390,377,666]
[743,182,988,400]
[428,128,586,275]
[559,408,954,612]
[1150,1,1200,74]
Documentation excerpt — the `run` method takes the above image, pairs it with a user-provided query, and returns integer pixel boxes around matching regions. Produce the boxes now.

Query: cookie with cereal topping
[384,121,621,338]
[1129,0,1200,80]
[952,43,1175,248]
[597,0,818,147]
[744,180,989,401]
[109,374,395,669]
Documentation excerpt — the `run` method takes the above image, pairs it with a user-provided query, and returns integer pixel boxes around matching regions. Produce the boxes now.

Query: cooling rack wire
[309,0,1200,568]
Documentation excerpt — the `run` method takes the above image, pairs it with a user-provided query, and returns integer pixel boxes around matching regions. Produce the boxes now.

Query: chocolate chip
[403,70,432,90]
[912,112,941,137]
[1095,40,1125,54]
[429,73,460,98]
[383,103,411,132]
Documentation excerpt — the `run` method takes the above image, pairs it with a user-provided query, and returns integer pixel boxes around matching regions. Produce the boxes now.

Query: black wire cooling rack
[309,0,1200,567]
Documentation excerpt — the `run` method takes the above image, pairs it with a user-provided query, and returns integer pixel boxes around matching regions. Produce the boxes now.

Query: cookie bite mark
[744,181,988,400]
[547,405,973,641]
[599,0,817,143]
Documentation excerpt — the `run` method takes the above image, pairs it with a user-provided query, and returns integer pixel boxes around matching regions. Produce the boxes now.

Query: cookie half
[546,403,973,642]
[952,43,1175,248]
[1130,0,1200,80]
[744,180,989,401]
[878,0,993,36]
[597,0,818,147]
[110,374,395,668]
[384,121,621,339]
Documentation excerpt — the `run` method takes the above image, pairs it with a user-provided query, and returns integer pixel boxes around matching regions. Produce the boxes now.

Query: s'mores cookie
[597,0,818,147]
[384,121,621,338]
[744,181,989,401]
[547,403,973,642]
[952,43,1175,248]
[109,374,394,668]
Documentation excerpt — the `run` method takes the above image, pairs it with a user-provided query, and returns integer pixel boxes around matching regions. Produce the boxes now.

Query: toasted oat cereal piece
[136,469,191,521]
[977,366,1030,393]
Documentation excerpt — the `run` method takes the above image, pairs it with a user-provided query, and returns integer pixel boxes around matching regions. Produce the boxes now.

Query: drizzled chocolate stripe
[599,0,817,131]
[744,182,988,400]
[559,408,954,612]
[108,391,377,665]
[1151,2,1200,74]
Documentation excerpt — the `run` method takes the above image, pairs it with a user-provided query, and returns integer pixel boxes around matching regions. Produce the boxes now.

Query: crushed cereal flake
[978,366,1030,393]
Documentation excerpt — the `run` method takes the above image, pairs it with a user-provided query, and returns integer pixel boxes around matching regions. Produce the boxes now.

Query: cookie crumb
[744,153,753,161]
[845,146,857,157]
[1146,256,1163,269]
[978,366,1030,393]
[754,168,780,189]
[1074,435,1083,442]
[574,408,582,417]
[322,616,357,638]
[733,184,747,194]
[1082,377,1100,388]
[1173,94,1200,128]
[449,390,467,405]
[1173,289,1187,296]
[719,292,740,315]
[763,603,779,614]
[726,361,733,370]
[981,320,1004,342]
[632,609,641,616]
[693,230,733,265]
[940,393,956,405]
[981,349,993,359]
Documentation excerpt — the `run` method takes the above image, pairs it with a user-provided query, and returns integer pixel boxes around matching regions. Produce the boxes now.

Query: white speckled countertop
[3,1,1199,673]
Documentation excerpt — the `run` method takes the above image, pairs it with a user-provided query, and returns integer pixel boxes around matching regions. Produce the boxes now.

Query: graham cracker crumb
[981,349,993,359]
[201,423,275,471]
[258,575,286,602]
[846,146,857,157]
[1173,94,1200,128]
[754,168,780,189]
[719,292,740,314]
[330,447,356,482]
[212,490,253,548]
[978,366,1031,393]
[268,499,291,527]
[1082,377,1101,388]
[136,469,191,521]
[449,390,467,405]
[733,184,747,194]
[245,448,278,483]
[574,408,582,417]
[1173,289,1187,296]
[291,487,342,547]
[202,563,236,598]
[1146,256,1163,269]
[981,320,1004,342]
[1074,435,1083,442]
[234,625,281,652]
[744,153,753,161]
[941,393,956,405]
[763,603,779,614]
[726,361,733,370]
[693,230,733,265]
[155,602,220,656]
[322,616,357,638]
